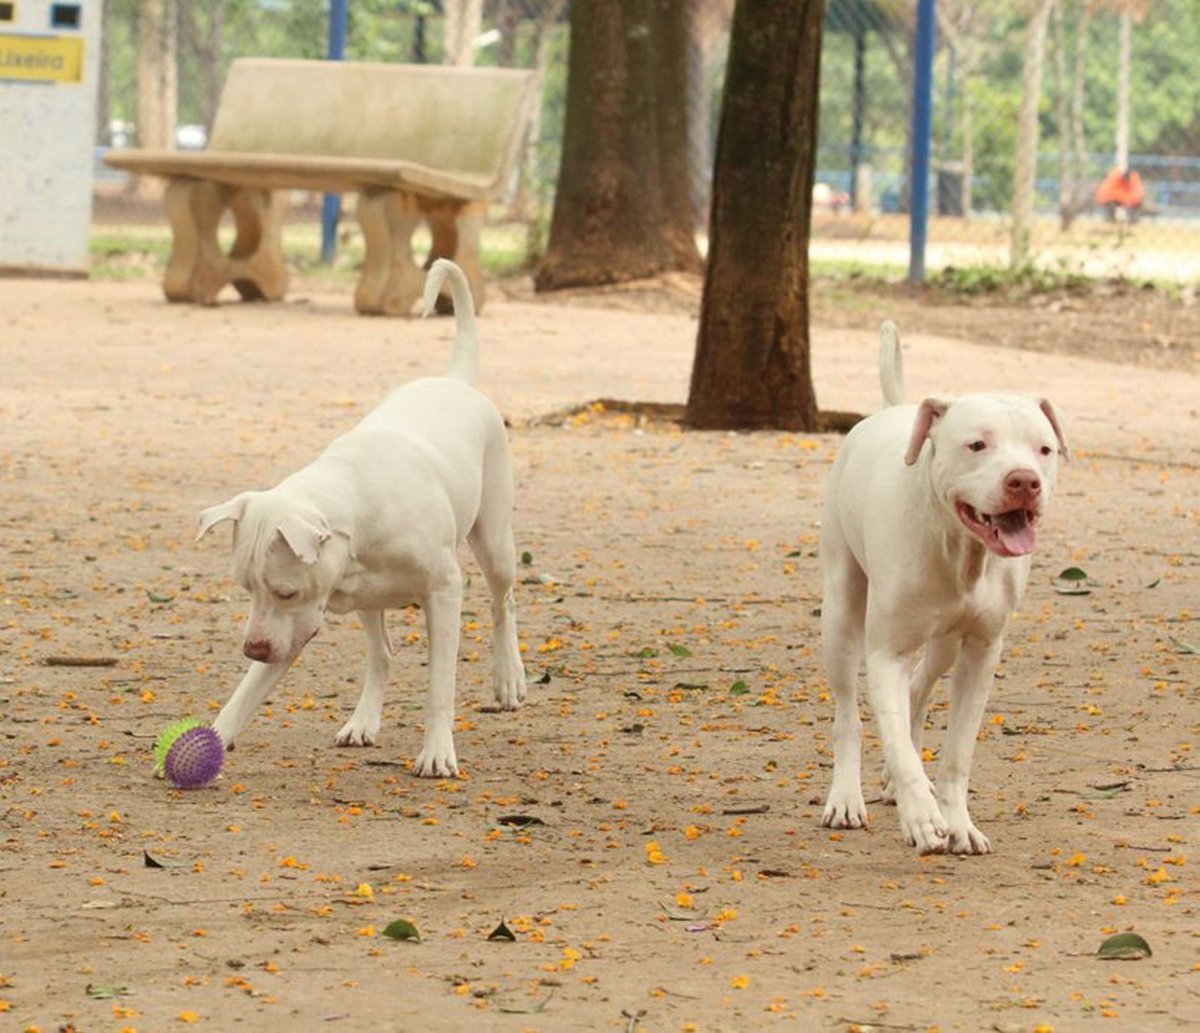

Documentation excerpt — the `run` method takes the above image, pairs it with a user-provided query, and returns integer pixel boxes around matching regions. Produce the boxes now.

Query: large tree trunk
[684,0,823,432]
[534,0,702,291]
[1009,0,1053,268]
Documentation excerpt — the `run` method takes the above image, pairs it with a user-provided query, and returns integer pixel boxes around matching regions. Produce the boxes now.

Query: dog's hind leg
[820,552,870,830]
[467,454,526,711]
[412,565,464,778]
[336,609,391,747]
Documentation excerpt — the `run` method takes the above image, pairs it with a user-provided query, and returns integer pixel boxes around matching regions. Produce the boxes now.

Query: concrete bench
[104,58,536,315]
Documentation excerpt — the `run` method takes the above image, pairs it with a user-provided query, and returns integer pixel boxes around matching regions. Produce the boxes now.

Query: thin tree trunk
[685,0,823,431]
[652,1,704,269]
[686,0,717,229]
[1070,7,1091,209]
[1010,0,1053,268]
[96,0,113,144]
[961,73,975,216]
[443,0,485,66]
[1053,1,1071,229]
[180,1,227,136]
[517,0,567,258]
[133,0,178,198]
[1115,6,1131,171]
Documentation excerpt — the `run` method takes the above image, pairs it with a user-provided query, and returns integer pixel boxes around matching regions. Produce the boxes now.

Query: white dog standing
[197,259,526,777]
[819,322,1068,853]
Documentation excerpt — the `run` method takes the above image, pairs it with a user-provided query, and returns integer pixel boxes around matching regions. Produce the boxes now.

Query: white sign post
[0,0,103,274]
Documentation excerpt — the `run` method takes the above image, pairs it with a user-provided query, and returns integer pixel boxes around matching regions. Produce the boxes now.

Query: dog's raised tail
[422,259,480,384]
[878,320,906,407]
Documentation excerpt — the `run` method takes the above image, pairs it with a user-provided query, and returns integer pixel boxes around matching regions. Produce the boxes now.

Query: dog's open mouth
[956,501,1039,556]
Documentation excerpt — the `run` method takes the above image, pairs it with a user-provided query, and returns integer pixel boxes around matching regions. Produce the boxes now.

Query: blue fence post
[909,0,935,283]
[321,0,349,265]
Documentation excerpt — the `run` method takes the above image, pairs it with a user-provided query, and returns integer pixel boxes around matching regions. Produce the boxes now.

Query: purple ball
[164,725,225,788]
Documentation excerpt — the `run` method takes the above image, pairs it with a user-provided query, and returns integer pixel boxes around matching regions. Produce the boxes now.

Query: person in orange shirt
[1096,167,1145,220]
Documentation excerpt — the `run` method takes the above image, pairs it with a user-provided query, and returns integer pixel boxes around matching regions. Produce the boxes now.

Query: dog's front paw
[822,786,868,829]
[880,766,934,806]
[493,661,527,711]
[335,717,380,747]
[941,801,992,855]
[945,820,992,855]
[413,728,458,778]
[896,792,950,854]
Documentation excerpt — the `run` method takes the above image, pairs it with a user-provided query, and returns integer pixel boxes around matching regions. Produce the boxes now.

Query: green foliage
[929,262,1093,298]
[816,0,1200,212]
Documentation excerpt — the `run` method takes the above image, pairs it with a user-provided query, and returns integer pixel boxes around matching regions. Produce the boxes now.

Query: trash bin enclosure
[0,1,103,274]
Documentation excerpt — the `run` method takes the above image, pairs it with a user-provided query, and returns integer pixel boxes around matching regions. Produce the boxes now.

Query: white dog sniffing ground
[197,259,526,777]
[819,322,1069,853]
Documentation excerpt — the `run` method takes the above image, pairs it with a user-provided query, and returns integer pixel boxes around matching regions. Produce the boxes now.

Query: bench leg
[159,179,289,306]
[419,198,488,315]
[355,190,424,316]
[162,180,204,302]
[228,189,290,301]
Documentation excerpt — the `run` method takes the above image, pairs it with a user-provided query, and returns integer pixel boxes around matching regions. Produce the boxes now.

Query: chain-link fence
[96,0,1200,282]
[813,0,1200,282]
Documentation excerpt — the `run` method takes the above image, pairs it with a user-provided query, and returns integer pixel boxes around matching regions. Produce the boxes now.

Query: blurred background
[93,0,1200,283]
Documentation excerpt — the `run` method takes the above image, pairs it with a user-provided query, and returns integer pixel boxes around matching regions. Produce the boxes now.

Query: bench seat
[105,59,537,315]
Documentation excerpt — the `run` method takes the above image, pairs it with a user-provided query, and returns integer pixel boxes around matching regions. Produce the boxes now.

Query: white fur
[197,259,526,777]
[819,322,1068,853]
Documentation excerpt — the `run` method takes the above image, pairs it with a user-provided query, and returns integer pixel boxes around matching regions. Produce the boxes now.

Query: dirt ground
[1,264,1197,1033]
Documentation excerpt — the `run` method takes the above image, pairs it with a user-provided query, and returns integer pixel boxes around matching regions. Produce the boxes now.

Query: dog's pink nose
[1006,469,1041,495]
[243,639,273,662]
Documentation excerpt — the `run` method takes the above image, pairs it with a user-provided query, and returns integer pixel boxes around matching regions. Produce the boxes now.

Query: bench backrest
[209,58,536,184]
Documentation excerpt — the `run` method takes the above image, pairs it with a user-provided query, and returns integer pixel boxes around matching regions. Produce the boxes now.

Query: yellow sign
[0,34,84,84]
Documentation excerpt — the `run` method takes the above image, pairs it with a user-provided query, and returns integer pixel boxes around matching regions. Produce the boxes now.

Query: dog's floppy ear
[197,492,255,541]
[1038,398,1071,462]
[905,398,950,466]
[277,512,331,565]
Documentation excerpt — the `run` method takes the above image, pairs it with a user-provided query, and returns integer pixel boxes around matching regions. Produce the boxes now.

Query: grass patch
[89,219,536,287]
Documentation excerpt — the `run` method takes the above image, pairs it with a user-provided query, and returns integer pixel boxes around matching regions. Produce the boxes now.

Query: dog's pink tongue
[994,510,1037,555]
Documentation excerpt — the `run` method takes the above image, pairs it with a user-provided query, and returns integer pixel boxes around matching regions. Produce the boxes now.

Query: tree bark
[535,0,703,291]
[684,0,824,432]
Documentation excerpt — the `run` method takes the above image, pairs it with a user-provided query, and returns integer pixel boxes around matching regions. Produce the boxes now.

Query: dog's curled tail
[878,320,906,407]
[422,259,480,385]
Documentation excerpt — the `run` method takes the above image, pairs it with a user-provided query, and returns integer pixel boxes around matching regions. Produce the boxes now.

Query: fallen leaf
[487,919,516,942]
[381,919,421,942]
[1096,932,1152,960]
[1052,567,1093,595]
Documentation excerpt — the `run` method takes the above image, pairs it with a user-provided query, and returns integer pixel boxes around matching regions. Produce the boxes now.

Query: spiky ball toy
[155,718,224,789]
